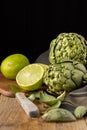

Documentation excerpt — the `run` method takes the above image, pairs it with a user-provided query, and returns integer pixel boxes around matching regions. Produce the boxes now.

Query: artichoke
[49,33,87,65]
[43,61,87,96]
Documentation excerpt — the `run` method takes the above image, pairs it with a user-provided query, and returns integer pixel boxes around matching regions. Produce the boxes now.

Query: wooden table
[0,73,87,130]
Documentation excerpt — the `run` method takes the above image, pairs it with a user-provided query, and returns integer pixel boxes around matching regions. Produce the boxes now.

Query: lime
[36,63,48,71]
[1,54,30,79]
[16,63,44,91]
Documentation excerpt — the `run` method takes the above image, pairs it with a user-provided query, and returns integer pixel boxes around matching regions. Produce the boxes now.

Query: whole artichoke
[49,33,87,65]
[43,61,87,96]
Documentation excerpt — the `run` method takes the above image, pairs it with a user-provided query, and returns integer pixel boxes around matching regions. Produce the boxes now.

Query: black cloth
[35,50,87,113]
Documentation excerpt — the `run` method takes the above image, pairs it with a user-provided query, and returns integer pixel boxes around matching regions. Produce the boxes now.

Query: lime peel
[16,63,44,91]
[1,54,29,79]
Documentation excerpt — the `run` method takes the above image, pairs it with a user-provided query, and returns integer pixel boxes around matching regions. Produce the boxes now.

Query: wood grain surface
[0,72,87,130]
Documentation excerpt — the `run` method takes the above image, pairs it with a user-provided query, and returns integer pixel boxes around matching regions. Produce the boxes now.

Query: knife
[16,92,40,118]
[9,85,40,118]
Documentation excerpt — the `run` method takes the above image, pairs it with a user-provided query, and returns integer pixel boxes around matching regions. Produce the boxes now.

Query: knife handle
[16,92,40,118]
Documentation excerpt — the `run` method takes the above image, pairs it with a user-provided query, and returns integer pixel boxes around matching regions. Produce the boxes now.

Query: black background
[1,0,87,63]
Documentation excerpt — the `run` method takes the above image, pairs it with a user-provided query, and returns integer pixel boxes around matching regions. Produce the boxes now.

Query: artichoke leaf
[49,39,57,64]
[61,62,74,71]
[63,79,76,92]
[63,69,71,79]
[83,73,87,82]
[73,61,87,74]
[40,91,58,105]
[28,91,41,101]
[44,100,61,113]
[71,69,84,87]
[28,90,58,105]
[42,108,76,122]
[57,91,66,101]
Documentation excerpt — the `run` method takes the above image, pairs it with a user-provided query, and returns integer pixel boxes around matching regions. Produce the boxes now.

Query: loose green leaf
[28,94,36,101]
[74,106,87,119]
[57,91,66,101]
[9,85,21,94]
[40,91,58,105]
[45,100,61,112]
[42,108,76,122]
[28,90,41,101]
[28,90,58,106]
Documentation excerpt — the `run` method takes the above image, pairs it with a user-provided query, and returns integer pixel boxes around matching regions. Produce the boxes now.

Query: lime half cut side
[36,63,48,71]
[16,64,44,91]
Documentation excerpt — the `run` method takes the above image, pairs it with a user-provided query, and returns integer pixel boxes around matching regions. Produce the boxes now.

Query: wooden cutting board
[0,72,18,91]
[0,72,87,130]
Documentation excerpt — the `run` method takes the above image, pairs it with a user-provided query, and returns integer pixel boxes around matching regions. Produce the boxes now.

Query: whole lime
[1,54,30,79]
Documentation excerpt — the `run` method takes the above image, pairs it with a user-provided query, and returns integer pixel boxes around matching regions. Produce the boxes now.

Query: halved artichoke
[43,61,87,96]
[49,33,87,65]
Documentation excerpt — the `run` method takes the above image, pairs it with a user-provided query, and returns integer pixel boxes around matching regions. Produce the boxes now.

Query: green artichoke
[43,61,87,96]
[49,33,87,65]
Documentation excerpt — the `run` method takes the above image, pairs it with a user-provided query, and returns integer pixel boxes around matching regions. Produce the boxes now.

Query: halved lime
[16,63,44,91]
[36,63,48,71]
